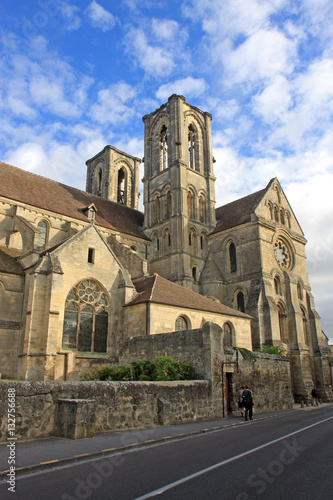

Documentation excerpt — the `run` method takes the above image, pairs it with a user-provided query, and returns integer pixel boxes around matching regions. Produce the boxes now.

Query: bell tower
[86,145,141,210]
[142,94,216,291]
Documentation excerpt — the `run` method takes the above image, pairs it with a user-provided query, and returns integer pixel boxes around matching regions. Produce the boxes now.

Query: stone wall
[226,351,293,414]
[119,325,294,415]
[119,327,212,379]
[0,380,214,441]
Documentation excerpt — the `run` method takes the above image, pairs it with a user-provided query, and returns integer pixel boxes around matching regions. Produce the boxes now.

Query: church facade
[0,95,332,401]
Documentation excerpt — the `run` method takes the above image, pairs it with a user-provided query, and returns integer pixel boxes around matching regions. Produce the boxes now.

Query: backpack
[242,389,252,403]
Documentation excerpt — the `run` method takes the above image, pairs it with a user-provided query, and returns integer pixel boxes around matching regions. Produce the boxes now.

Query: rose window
[274,239,292,270]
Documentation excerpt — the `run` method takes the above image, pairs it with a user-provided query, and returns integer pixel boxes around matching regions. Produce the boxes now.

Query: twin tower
[86,94,217,290]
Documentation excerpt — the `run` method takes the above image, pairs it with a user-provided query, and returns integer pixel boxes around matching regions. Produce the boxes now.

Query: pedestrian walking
[242,385,254,421]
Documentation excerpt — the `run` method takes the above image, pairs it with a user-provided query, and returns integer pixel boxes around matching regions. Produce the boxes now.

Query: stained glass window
[62,280,109,353]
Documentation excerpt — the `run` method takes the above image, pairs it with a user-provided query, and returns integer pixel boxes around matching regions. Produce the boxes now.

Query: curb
[0,409,305,480]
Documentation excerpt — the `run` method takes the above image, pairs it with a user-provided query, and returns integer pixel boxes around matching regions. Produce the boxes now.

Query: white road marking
[134,415,333,499]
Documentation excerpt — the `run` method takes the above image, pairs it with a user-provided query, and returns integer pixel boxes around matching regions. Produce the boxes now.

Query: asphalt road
[1,406,332,500]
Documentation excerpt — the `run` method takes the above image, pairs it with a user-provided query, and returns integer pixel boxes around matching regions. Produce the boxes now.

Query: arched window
[175,316,188,331]
[188,124,196,170]
[280,209,285,225]
[117,168,126,205]
[153,235,160,253]
[286,212,291,228]
[96,168,102,196]
[275,186,281,204]
[160,125,168,171]
[163,229,171,252]
[62,280,109,353]
[223,323,233,348]
[297,282,303,300]
[199,196,206,223]
[278,303,287,344]
[187,190,195,219]
[36,220,48,250]
[237,292,245,313]
[192,266,198,281]
[152,195,160,224]
[274,206,279,222]
[301,308,309,345]
[229,243,237,273]
[274,276,282,295]
[165,190,172,219]
[268,202,273,220]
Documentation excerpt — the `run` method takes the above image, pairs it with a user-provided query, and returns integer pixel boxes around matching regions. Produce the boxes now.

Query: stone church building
[0,94,332,402]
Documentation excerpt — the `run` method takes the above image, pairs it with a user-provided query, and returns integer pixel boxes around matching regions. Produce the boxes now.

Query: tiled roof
[0,247,24,275]
[0,161,149,241]
[212,187,267,234]
[127,274,251,319]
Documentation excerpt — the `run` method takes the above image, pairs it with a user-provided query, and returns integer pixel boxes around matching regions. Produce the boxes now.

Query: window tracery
[274,239,292,270]
[62,280,109,353]
[188,124,196,170]
[175,316,189,331]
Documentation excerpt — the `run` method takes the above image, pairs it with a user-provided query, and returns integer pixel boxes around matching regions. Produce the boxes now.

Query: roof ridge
[149,274,158,301]
[215,186,266,212]
[0,161,144,216]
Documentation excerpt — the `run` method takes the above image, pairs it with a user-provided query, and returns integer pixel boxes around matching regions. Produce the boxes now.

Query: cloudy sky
[0,0,332,342]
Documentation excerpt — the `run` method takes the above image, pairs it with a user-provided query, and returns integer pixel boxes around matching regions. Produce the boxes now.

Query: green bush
[131,359,156,380]
[154,355,195,381]
[80,356,195,381]
[259,345,286,356]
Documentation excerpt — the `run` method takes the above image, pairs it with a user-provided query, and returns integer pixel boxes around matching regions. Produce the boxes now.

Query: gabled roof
[127,274,251,319]
[212,187,267,234]
[0,161,149,241]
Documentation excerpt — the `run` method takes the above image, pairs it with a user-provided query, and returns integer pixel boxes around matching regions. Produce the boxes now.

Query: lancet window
[160,125,168,171]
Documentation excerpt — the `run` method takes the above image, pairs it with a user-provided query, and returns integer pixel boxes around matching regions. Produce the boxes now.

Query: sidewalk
[0,404,328,479]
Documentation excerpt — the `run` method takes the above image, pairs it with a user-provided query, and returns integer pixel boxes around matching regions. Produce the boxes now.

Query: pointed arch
[36,219,49,250]
[160,124,168,171]
[117,167,126,205]
[277,301,288,344]
[223,322,234,348]
[237,291,245,313]
[188,123,197,171]
[62,279,109,353]
[229,242,237,273]
[198,193,207,223]
[187,188,195,219]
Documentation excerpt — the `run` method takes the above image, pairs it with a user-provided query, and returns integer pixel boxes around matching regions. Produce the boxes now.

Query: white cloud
[85,1,116,31]
[60,2,82,30]
[223,29,296,86]
[90,82,137,125]
[0,37,93,121]
[183,0,287,39]
[151,19,187,43]
[156,77,207,100]
[252,76,292,123]
[125,27,175,77]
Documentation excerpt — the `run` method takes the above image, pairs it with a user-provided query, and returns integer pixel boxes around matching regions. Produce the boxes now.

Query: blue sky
[1,0,332,342]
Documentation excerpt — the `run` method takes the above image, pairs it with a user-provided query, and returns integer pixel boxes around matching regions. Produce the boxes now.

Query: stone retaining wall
[0,380,214,441]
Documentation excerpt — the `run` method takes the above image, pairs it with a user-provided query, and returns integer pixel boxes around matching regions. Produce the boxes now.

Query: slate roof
[0,161,149,241]
[0,247,24,275]
[127,274,251,319]
[212,187,268,234]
